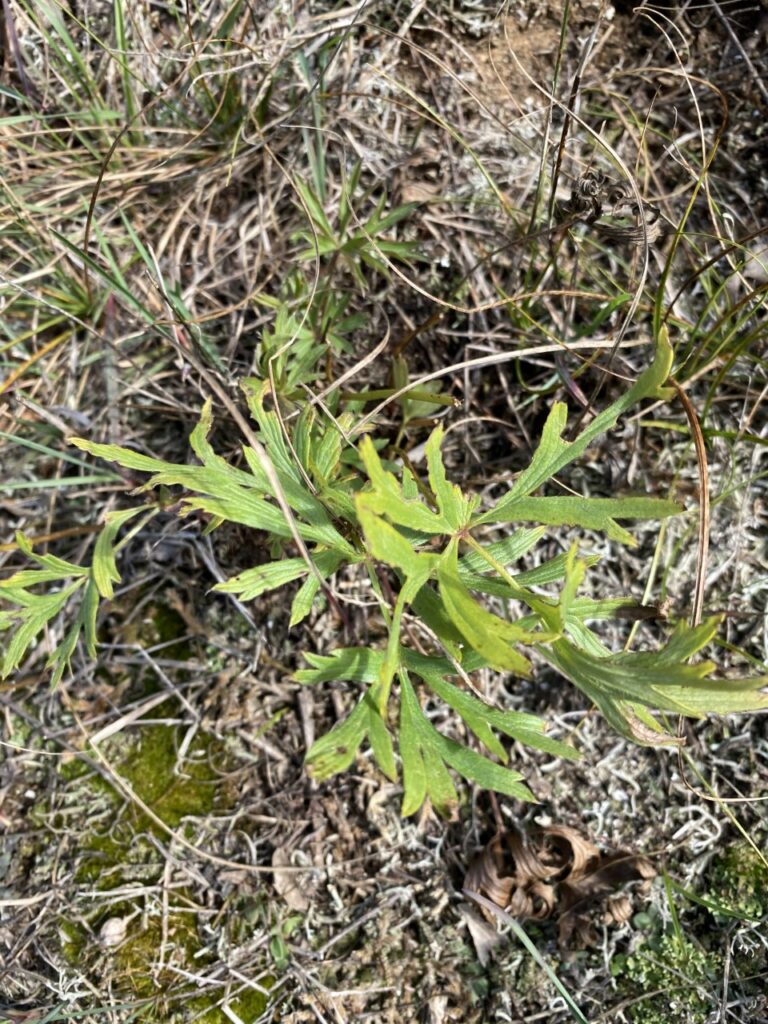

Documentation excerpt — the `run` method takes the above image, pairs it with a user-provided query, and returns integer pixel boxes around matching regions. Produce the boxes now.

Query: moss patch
[190,986,271,1024]
[707,839,768,920]
[73,723,223,888]
[618,933,720,1024]
[119,723,219,827]
[46,721,274,1019]
[123,598,194,664]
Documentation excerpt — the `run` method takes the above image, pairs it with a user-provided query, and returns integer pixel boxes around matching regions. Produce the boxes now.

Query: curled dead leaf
[508,878,557,921]
[530,824,600,881]
[604,893,634,926]
[463,823,655,952]
[623,709,684,746]
[463,831,516,908]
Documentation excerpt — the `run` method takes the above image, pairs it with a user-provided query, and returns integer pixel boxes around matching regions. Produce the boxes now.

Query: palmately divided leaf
[425,426,476,528]
[1,582,80,678]
[481,495,682,545]
[75,402,355,554]
[457,550,601,600]
[289,570,328,627]
[433,732,534,803]
[305,685,396,782]
[476,330,675,523]
[49,576,101,685]
[296,642,578,802]
[514,551,602,587]
[458,527,547,574]
[189,401,267,488]
[182,493,352,552]
[7,533,88,580]
[0,509,149,683]
[410,582,466,654]
[357,503,436,578]
[542,619,768,737]
[399,672,429,815]
[368,704,397,780]
[70,437,182,478]
[438,542,554,676]
[296,647,384,685]
[215,550,345,603]
[311,412,353,486]
[357,435,452,534]
[399,672,534,817]
[409,653,579,762]
[0,566,84,587]
[305,699,369,780]
[91,506,147,599]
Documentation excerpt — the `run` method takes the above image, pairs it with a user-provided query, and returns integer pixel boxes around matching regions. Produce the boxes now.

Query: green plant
[619,932,720,1024]
[611,880,722,1024]
[2,331,767,815]
[707,840,768,920]
[255,270,366,398]
[253,166,423,402]
[292,165,422,285]
[0,507,155,685]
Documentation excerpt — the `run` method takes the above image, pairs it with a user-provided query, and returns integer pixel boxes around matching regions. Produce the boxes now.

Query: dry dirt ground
[1,1,767,1022]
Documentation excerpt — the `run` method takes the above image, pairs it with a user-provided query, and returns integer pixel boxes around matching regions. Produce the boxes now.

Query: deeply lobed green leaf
[476,329,675,523]
[7,330,760,817]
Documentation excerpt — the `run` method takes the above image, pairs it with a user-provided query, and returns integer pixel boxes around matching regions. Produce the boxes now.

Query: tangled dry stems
[1,0,766,1021]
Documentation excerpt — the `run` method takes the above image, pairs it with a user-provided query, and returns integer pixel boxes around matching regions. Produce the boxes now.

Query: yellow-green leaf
[476,330,674,521]
[425,426,475,529]
[480,495,682,545]
[92,506,145,599]
[437,543,544,676]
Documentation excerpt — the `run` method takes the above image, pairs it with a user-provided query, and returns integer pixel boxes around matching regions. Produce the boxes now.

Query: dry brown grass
[1,1,766,1021]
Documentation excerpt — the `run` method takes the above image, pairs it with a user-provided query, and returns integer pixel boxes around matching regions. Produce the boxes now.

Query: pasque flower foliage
[3,331,767,816]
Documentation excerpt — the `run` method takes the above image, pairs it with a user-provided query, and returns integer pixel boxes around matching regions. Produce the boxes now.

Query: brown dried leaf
[530,824,600,881]
[508,879,557,921]
[458,902,503,967]
[506,828,555,883]
[401,181,441,204]
[272,846,310,912]
[558,851,656,950]
[463,823,656,953]
[463,832,516,909]
[604,893,634,926]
